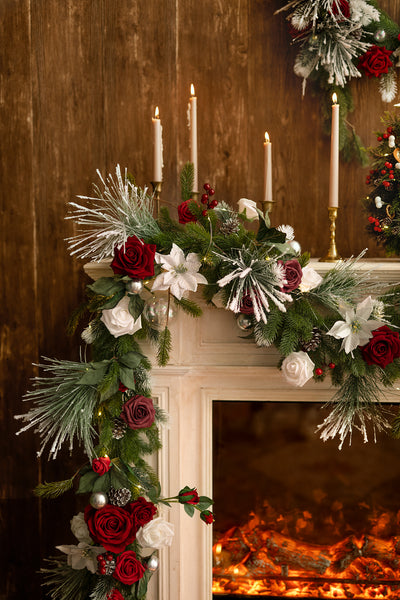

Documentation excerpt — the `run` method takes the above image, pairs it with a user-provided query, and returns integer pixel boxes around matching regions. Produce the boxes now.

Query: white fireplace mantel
[84,259,400,600]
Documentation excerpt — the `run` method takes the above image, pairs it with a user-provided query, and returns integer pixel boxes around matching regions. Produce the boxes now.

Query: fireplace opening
[212,401,400,599]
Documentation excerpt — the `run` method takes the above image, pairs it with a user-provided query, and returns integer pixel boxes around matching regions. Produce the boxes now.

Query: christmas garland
[277,0,400,162]
[363,112,400,255]
[17,164,400,600]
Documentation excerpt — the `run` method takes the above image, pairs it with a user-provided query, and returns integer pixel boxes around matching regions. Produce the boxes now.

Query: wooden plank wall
[1,1,400,597]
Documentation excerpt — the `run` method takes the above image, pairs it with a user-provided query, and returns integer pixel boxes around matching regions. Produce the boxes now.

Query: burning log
[361,535,400,570]
[244,549,281,578]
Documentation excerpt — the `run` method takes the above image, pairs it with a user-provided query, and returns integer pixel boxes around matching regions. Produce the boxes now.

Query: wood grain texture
[2,1,400,598]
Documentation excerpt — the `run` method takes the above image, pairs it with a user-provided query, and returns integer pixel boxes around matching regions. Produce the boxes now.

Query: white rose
[136,517,175,549]
[70,512,92,544]
[100,296,142,338]
[281,351,314,387]
[238,198,258,220]
[299,265,323,293]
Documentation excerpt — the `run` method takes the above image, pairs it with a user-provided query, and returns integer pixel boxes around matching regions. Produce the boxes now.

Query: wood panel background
[1,1,400,597]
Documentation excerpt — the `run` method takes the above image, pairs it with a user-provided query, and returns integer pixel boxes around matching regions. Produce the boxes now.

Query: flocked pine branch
[316,374,391,449]
[66,165,161,261]
[15,358,99,459]
[42,558,94,600]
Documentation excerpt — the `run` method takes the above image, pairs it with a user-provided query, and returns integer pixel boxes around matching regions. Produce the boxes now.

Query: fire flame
[213,504,400,598]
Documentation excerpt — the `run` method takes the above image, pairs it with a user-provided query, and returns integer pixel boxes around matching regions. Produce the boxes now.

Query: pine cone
[219,217,240,236]
[301,327,322,352]
[108,487,132,507]
[112,418,127,440]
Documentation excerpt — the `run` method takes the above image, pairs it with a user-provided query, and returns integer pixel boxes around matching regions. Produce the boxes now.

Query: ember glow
[213,508,400,598]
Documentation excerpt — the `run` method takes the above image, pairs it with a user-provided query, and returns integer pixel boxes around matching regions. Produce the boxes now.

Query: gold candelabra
[151,181,162,217]
[319,207,342,262]
[261,201,274,214]
[191,191,199,201]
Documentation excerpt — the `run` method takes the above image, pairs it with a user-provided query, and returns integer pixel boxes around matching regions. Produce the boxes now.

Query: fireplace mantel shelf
[83,258,400,600]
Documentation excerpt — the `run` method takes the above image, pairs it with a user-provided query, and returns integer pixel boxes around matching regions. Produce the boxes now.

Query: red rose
[332,0,350,19]
[200,510,215,524]
[113,550,145,585]
[111,236,156,279]
[278,259,303,293]
[120,395,155,429]
[92,456,112,475]
[84,504,136,553]
[129,496,157,529]
[107,590,124,600]
[359,46,393,78]
[240,294,254,315]
[361,325,400,368]
[178,487,200,505]
[178,199,198,224]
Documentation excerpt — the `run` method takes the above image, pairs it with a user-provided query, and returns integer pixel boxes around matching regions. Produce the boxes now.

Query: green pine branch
[34,476,76,499]
[173,296,203,317]
[180,162,195,201]
[157,326,172,366]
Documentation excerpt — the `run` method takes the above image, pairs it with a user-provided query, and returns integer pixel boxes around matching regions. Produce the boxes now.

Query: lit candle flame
[332,93,338,105]
[265,131,270,143]
[216,543,222,555]
[190,83,195,96]
[154,106,160,118]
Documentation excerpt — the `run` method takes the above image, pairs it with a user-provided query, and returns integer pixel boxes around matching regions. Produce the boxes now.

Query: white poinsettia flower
[299,265,323,293]
[56,542,105,573]
[327,296,385,354]
[152,244,208,300]
[238,198,258,220]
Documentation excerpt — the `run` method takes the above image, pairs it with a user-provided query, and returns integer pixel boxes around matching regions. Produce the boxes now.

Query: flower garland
[362,112,400,255]
[17,164,400,599]
[276,0,400,162]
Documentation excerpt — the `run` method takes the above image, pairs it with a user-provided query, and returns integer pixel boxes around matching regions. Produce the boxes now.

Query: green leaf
[92,471,111,492]
[119,365,136,390]
[76,470,99,494]
[198,495,213,504]
[184,503,195,517]
[129,295,145,320]
[78,361,110,385]
[136,560,154,599]
[110,465,130,490]
[119,351,145,369]
[87,277,124,297]
[256,220,286,244]
[99,289,125,309]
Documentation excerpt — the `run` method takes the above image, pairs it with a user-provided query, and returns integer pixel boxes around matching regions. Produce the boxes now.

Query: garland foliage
[17,164,400,599]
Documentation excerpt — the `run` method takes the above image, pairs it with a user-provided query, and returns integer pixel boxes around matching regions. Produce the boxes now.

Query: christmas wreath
[17,163,400,600]
[277,0,400,162]
[362,112,400,255]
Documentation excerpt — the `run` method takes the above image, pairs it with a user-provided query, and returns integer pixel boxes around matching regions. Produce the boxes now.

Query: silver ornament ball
[90,491,108,509]
[236,314,253,331]
[126,279,144,295]
[288,240,301,254]
[144,297,175,330]
[146,555,159,572]
[374,29,386,42]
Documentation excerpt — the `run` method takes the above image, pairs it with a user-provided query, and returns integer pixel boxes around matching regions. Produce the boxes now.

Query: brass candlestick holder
[151,181,162,217]
[319,206,342,262]
[261,200,274,214]
[191,191,199,201]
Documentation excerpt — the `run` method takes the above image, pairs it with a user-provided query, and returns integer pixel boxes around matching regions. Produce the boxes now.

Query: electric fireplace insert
[212,400,400,599]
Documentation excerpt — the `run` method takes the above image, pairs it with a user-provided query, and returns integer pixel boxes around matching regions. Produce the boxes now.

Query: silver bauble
[90,491,108,509]
[374,29,386,42]
[144,298,175,330]
[236,314,253,331]
[126,279,144,295]
[288,240,301,254]
[146,555,159,572]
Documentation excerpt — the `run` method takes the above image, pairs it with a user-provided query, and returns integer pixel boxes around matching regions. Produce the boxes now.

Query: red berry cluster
[315,363,335,377]
[377,125,393,142]
[97,552,116,575]
[368,215,382,232]
[201,183,217,217]
[365,169,377,186]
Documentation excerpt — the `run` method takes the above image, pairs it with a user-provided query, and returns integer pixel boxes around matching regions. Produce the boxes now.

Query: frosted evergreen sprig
[316,374,391,449]
[66,165,161,261]
[42,557,94,600]
[215,246,292,323]
[15,357,99,459]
